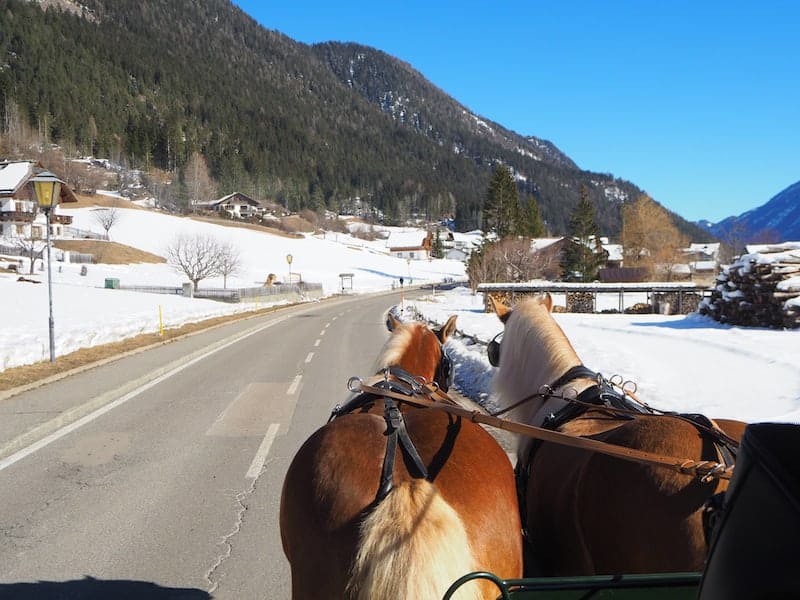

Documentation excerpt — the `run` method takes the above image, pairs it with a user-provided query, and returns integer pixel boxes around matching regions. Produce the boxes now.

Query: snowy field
[1,202,798,427]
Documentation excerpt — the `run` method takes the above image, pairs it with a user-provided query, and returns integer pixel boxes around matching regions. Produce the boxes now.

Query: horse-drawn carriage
[280,294,799,599]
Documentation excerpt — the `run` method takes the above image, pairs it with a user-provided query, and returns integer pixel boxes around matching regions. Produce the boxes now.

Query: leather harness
[329,352,453,504]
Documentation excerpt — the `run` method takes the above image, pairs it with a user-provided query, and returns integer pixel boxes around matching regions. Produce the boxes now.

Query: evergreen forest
[0,0,713,241]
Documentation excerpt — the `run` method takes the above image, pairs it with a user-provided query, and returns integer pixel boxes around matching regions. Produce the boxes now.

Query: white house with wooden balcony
[194,192,264,219]
[0,160,77,241]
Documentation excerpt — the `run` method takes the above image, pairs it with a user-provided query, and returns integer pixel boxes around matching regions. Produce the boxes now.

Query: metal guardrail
[115,282,324,303]
[63,226,107,240]
[476,281,711,315]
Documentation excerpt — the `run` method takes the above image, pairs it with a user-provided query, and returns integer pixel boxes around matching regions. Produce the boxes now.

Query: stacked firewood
[653,292,703,315]
[699,243,800,329]
[566,292,594,313]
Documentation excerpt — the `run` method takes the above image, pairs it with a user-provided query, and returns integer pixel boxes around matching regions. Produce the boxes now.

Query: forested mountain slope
[0,0,711,240]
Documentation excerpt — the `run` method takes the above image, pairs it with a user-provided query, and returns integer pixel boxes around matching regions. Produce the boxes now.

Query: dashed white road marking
[287,375,302,395]
[314,339,321,347]
[305,352,314,363]
[246,423,280,479]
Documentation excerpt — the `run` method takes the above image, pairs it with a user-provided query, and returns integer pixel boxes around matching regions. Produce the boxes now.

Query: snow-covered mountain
[705,180,800,244]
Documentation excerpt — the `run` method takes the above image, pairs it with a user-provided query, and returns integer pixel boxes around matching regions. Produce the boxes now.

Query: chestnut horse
[280,313,522,599]
[489,294,746,576]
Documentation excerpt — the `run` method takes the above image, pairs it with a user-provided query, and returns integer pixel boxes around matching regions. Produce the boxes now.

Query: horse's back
[525,414,745,575]
[281,408,522,598]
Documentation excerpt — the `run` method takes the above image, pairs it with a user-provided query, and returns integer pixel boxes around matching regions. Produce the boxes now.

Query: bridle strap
[490,364,598,417]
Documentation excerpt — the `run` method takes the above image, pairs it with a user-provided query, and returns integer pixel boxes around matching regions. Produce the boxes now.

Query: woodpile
[625,302,654,314]
[653,292,703,315]
[566,292,594,313]
[699,242,800,329]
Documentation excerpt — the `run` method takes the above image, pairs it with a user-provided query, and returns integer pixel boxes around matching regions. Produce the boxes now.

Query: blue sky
[232,1,798,224]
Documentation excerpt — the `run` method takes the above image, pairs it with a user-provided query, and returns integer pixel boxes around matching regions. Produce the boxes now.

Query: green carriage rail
[443,571,702,599]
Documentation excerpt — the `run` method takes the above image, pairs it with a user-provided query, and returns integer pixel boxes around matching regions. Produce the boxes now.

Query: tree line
[468,167,694,287]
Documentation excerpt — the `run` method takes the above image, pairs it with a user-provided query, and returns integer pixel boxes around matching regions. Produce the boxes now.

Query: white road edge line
[246,423,280,479]
[0,316,289,473]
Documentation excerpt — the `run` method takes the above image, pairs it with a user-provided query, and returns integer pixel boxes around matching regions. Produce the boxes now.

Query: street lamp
[31,171,63,362]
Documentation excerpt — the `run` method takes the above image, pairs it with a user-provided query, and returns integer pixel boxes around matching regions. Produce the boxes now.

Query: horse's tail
[347,479,482,600]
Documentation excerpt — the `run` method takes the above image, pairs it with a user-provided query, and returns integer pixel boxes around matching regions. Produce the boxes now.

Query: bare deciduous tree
[165,233,224,290]
[467,237,559,289]
[217,241,241,289]
[92,205,121,240]
[14,236,46,275]
[184,151,217,211]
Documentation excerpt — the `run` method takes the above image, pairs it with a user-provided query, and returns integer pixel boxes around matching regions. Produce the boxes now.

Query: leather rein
[350,370,737,483]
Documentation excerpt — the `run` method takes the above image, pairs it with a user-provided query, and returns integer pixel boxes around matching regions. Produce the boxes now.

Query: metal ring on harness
[347,376,363,393]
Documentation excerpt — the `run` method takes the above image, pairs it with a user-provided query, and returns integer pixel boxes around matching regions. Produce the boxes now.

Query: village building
[194,192,264,219]
[386,230,433,260]
[0,160,77,242]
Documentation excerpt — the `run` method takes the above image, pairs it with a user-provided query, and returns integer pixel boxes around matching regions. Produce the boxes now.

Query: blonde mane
[492,297,581,424]
[375,321,416,371]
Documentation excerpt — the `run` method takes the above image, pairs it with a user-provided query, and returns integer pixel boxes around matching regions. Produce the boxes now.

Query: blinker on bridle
[487,332,503,367]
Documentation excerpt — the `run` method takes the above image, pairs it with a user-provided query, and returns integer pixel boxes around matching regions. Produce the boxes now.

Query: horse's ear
[386,313,401,332]
[437,315,458,343]
[490,295,512,323]
[541,292,554,313]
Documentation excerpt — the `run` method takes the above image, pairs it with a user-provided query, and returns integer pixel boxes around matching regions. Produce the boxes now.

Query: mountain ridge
[0,0,711,242]
[704,180,800,245]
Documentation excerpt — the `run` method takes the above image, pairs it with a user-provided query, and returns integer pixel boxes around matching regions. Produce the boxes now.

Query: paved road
[0,291,415,599]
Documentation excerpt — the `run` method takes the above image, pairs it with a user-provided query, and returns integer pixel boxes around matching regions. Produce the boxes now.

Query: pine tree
[520,193,545,238]
[483,165,519,238]
[561,185,603,281]
[432,228,445,259]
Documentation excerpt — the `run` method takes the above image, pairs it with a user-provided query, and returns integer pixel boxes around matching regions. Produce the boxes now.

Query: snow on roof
[450,231,483,247]
[688,242,720,254]
[0,161,34,195]
[530,237,564,251]
[217,192,259,205]
[386,230,428,248]
[603,244,623,261]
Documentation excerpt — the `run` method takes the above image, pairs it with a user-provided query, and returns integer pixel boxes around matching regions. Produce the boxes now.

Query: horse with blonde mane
[488,294,745,576]
[280,313,522,599]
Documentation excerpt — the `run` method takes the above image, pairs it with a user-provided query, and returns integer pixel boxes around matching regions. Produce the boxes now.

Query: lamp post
[286,253,293,285]
[31,171,63,362]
